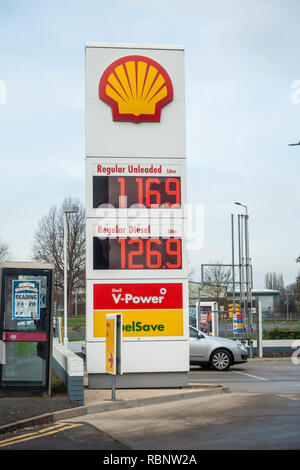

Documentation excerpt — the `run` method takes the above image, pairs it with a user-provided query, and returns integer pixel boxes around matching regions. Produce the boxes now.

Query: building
[251,289,281,314]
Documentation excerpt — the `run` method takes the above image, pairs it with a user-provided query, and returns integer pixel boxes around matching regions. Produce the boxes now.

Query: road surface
[1,359,300,450]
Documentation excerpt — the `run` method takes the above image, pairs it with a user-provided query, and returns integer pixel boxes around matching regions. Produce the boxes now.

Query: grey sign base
[88,372,189,389]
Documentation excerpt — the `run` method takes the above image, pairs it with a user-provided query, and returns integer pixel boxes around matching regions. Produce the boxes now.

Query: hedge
[263,327,300,340]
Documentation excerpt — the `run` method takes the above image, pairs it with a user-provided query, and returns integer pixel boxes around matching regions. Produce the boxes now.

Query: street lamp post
[63,204,79,347]
[288,141,300,146]
[234,202,254,358]
[234,201,248,215]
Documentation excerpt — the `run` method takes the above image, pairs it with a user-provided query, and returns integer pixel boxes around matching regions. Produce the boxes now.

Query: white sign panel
[85,43,186,158]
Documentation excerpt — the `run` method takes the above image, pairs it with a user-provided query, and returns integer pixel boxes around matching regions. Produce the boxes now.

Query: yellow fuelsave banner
[105,318,116,374]
[95,309,183,338]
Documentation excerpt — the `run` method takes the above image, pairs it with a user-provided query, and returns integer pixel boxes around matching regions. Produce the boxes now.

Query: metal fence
[189,307,300,339]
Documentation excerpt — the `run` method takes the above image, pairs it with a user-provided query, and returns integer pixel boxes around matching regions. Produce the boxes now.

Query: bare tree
[265,272,285,292]
[0,239,11,261]
[202,263,232,305]
[32,197,85,315]
[188,261,200,281]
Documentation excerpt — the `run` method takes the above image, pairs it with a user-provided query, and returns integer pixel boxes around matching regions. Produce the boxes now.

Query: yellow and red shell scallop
[99,55,173,123]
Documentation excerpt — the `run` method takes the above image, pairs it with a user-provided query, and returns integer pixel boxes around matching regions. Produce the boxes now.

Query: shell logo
[99,55,173,123]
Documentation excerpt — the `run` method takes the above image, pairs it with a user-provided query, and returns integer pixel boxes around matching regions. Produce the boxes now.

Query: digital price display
[93,237,182,270]
[93,176,181,209]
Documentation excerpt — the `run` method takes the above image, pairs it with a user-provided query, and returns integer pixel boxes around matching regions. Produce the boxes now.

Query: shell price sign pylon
[85,43,188,389]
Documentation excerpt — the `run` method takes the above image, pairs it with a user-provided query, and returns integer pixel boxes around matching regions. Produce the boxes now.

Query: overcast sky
[0,0,300,288]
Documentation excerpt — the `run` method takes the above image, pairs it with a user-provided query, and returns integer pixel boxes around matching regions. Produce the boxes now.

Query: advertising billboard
[93,282,184,339]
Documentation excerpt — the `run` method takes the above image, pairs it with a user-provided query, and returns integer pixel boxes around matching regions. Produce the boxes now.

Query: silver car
[189,326,248,371]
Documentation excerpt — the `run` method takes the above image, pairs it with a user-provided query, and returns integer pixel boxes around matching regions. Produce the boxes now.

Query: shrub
[263,327,300,340]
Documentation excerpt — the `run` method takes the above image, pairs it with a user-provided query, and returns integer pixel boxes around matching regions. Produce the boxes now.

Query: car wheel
[210,349,232,371]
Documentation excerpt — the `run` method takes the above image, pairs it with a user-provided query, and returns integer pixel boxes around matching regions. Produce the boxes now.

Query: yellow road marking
[0,422,82,448]
[0,422,69,444]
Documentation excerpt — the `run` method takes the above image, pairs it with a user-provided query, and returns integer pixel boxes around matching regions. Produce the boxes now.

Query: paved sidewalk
[0,378,228,434]
[0,392,76,428]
